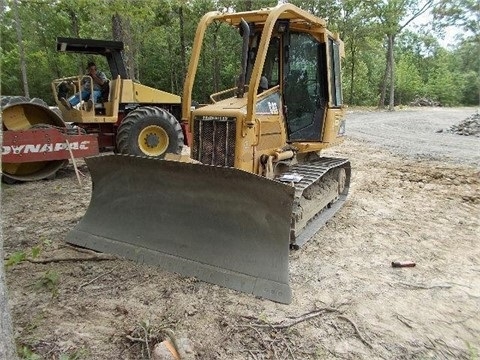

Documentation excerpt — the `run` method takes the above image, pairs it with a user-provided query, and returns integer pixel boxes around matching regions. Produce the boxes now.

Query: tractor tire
[116,106,184,158]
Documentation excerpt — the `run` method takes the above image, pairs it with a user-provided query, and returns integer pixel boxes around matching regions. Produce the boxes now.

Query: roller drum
[1,96,68,182]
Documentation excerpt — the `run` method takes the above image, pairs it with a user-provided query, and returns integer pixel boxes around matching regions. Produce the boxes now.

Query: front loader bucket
[67,154,295,303]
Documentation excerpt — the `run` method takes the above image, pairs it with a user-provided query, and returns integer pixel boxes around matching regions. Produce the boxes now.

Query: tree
[337,0,379,105]
[456,40,480,105]
[433,0,480,104]
[0,236,18,360]
[12,0,29,97]
[1,2,19,355]
[395,52,424,104]
[112,13,137,80]
[433,0,480,36]
[425,48,462,105]
[370,0,434,110]
[0,0,476,106]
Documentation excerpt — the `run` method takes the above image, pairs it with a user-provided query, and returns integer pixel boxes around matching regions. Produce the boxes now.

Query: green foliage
[40,236,53,248]
[18,346,41,360]
[395,53,424,103]
[0,0,476,106]
[59,348,89,360]
[17,345,88,360]
[461,71,480,105]
[433,0,480,35]
[424,48,463,106]
[5,246,41,267]
[5,251,27,267]
[31,246,41,258]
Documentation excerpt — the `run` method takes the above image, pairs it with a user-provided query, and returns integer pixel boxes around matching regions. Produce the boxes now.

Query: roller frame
[2,128,99,163]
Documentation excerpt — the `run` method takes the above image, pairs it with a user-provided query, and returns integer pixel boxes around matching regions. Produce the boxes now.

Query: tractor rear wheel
[116,106,184,158]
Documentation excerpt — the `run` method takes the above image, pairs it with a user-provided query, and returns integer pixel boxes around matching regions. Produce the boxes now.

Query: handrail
[52,75,94,107]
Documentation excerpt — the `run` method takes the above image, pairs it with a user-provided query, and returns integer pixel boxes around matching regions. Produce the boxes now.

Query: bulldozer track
[279,157,351,248]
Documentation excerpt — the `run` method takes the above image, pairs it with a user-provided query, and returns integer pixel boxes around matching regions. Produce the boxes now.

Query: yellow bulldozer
[67,3,351,304]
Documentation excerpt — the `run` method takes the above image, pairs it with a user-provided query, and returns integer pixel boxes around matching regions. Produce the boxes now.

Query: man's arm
[91,71,106,86]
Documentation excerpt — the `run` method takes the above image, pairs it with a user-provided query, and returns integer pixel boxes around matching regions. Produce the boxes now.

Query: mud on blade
[67,154,295,303]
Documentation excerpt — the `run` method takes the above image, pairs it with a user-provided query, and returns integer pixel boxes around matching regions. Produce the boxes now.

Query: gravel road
[345,107,480,167]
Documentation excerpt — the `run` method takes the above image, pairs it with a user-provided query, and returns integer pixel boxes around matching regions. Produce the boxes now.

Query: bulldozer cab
[182,4,345,174]
[246,29,343,142]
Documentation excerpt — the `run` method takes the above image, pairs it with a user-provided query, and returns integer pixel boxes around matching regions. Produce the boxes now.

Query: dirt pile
[440,113,480,136]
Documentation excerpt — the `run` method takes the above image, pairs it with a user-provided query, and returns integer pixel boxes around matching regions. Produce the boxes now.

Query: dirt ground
[2,107,479,359]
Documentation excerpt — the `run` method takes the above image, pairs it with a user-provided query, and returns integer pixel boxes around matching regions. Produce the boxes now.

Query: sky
[409,7,468,49]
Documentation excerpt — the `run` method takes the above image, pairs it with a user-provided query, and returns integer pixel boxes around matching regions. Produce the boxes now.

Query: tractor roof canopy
[56,37,128,79]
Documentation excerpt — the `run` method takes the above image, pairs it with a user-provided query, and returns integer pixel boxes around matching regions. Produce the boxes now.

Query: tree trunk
[66,8,83,74]
[210,22,221,94]
[167,39,178,94]
[68,8,80,37]
[0,238,18,359]
[13,0,29,98]
[349,42,356,104]
[112,13,136,80]
[212,26,220,93]
[388,34,395,111]
[112,14,123,46]
[0,1,18,339]
[378,36,391,109]
[178,4,187,89]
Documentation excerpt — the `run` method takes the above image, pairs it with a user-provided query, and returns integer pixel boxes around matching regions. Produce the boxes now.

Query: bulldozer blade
[67,154,295,303]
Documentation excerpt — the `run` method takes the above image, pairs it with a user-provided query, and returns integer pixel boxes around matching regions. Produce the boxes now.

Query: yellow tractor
[1,38,185,183]
[52,37,186,158]
[67,4,351,304]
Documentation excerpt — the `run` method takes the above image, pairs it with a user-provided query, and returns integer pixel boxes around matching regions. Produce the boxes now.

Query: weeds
[18,346,41,360]
[35,270,60,298]
[5,236,55,268]
[59,348,89,360]
[5,245,42,267]
[5,250,27,267]
[18,345,89,360]
[126,319,176,359]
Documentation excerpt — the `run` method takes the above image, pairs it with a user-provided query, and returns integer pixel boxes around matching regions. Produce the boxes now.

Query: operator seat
[94,80,110,115]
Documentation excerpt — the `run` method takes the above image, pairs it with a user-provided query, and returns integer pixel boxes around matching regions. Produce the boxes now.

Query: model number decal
[200,116,231,121]
[2,141,91,155]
